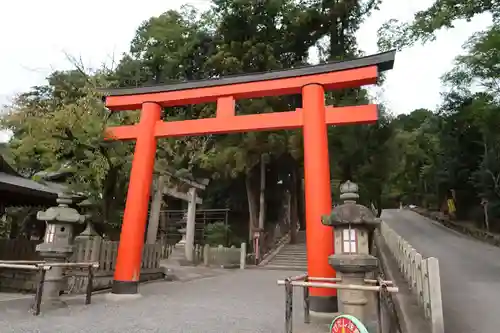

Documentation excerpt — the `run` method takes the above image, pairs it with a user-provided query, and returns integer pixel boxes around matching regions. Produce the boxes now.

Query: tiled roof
[0,172,58,196]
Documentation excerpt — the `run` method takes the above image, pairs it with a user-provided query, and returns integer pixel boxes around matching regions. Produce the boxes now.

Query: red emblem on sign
[330,315,368,333]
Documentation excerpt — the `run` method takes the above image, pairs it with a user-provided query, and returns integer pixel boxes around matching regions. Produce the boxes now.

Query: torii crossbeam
[101,50,396,314]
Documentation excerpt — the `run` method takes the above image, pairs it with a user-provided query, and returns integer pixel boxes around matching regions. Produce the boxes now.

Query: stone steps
[261,230,308,271]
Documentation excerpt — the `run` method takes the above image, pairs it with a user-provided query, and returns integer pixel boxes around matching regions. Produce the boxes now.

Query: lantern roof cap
[322,203,378,228]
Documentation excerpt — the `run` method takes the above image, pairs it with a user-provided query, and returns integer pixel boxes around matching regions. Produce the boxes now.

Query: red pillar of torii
[102,51,395,313]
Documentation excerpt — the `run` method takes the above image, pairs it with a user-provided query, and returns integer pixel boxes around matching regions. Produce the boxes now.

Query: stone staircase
[260,231,307,271]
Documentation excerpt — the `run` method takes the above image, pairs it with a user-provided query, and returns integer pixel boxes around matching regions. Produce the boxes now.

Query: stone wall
[204,244,243,268]
[0,269,38,292]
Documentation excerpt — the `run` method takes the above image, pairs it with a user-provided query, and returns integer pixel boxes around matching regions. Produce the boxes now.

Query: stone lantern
[74,198,102,263]
[75,199,99,240]
[321,180,380,326]
[36,193,86,307]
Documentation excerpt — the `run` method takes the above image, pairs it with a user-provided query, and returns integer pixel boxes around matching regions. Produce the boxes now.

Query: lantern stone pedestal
[35,194,86,309]
[329,254,378,320]
[322,180,381,330]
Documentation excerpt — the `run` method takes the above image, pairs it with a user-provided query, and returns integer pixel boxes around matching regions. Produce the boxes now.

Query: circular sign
[330,314,369,333]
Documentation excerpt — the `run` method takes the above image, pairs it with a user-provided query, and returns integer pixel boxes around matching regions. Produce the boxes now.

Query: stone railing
[203,243,246,269]
[259,231,290,263]
[380,222,444,333]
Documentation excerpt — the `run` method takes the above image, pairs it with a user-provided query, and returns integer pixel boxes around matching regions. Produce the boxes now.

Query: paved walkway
[1,269,329,333]
[383,209,500,333]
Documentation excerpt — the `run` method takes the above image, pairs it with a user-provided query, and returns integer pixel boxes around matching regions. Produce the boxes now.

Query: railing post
[203,244,210,266]
[427,257,444,333]
[285,278,293,333]
[85,264,94,305]
[415,253,423,305]
[32,267,46,316]
[422,259,431,319]
[303,276,310,324]
[240,242,246,269]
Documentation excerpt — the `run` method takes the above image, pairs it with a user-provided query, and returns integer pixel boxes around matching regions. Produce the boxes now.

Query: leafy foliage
[204,221,231,246]
[377,0,499,50]
[11,0,500,240]
[1,70,134,226]
[378,1,500,231]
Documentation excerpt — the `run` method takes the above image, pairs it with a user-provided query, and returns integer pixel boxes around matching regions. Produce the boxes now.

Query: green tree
[1,70,133,227]
[377,0,498,50]
[381,10,500,230]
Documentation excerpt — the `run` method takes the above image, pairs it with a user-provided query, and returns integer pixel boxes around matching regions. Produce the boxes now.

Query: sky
[0,0,493,142]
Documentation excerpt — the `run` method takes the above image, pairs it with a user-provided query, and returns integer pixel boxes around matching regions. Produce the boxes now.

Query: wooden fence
[0,237,246,293]
[0,239,41,261]
[0,237,164,294]
[71,238,162,274]
[380,221,444,333]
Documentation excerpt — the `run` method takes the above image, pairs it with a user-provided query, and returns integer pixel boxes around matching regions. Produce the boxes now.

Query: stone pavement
[383,209,500,333]
[0,293,32,302]
[0,269,331,333]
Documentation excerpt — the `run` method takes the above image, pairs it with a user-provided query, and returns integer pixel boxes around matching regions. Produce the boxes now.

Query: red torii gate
[102,50,395,314]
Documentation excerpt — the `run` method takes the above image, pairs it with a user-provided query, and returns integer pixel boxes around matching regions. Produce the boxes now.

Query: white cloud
[355,0,492,114]
[0,0,493,128]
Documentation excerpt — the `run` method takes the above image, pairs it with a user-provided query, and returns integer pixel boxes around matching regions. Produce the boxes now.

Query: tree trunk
[483,200,490,231]
[295,164,306,230]
[9,219,19,239]
[258,155,266,231]
[376,195,383,218]
[101,165,119,224]
[290,167,299,244]
[245,172,258,243]
[257,156,267,259]
[146,175,165,244]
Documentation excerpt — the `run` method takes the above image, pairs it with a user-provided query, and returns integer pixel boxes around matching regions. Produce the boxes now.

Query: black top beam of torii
[100,50,396,97]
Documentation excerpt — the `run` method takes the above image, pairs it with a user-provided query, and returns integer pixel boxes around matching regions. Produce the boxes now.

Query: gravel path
[383,209,500,333]
[1,269,330,333]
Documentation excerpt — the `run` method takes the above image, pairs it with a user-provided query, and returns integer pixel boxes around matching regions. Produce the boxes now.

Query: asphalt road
[382,209,500,333]
[0,269,329,333]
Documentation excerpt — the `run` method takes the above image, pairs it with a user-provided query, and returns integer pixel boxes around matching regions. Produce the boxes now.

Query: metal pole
[307,276,394,285]
[277,280,399,293]
[85,265,94,305]
[0,260,46,265]
[303,276,310,324]
[377,279,384,333]
[285,278,293,333]
[0,263,40,270]
[33,268,46,316]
